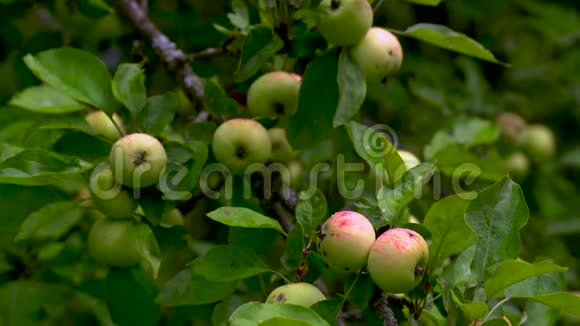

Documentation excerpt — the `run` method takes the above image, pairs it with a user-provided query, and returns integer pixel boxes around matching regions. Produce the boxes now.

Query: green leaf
[228,0,250,33]
[311,299,344,325]
[505,272,565,298]
[15,200,82,242]
[288,52,339,150]
[112,63,147,115]
[135,222,162,279]
[235,27,284,82]
[76,0,113,18]
[207,207,286,235]
[8,85,85,114]
[424,194,474,268]
[377,163,438,224]
[425,118,500,160]
[522,293,580,317]
[0,184,66,246]
[190,245,271,281]
[0,281,114,326]
[80,268,160,325]
[295,190,327,236]
[229,302,330,326]
[458,302,488,322]
[345,121,404,186]
[156,267,237,306]
[0,149,92,185]
[212,295,248,326]
[160,141,209,200]
[281,225,305,270]
[432,144,506,181]
[465,177,529,282]
[138,91,179,136]
[402,0,443,5]
[399,23,507,65]
[334,50,366,127]
[23,47,117,113]
[484,260,568,298]
[202,79,241,119]
[482,319,510,326]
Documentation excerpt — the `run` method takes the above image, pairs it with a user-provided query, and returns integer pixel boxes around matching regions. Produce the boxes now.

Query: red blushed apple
[318,211,376,272]
[367,228,429,293]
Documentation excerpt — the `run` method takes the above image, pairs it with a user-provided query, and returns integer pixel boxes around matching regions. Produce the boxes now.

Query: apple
[268,128,296,163]
[350,27,403,82]
[317,0,373,46]
[87,219,141,267]
[211,118,272,175]
[496,112,527,145]
[109,133,168,188]
[89,163,137,219]
[247,71,301,119]
[367,228,429,293]
[85,110,125,142]
[265,282,326,307]
[522,124,556,161]
[504,151,530,180]
[398,150,420,171]
[318,211,376,272]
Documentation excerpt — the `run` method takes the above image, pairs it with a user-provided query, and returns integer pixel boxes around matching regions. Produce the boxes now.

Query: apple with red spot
[265,282,326,307]
[318,211,376,272]
[367,228,429,293]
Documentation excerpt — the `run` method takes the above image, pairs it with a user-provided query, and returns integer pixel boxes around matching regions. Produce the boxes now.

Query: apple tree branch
[116,0,204,109]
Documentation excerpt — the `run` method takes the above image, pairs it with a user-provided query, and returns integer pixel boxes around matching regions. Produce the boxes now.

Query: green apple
[268,128,296,163]
[398,150,420,171]
[212,118,272,175]
[318,211,376,272]
[89,163,137,219]
[367,228,429,293]
[317,0,373,46]
[265,282,326,307]
[85,110,125,142]
[87,219,141,267]
[505,151,530,180]
[351,27,403,82]
[496,112,527,145]
[110,133,168,188]
[522,124,556,161]
[247,71,301,119]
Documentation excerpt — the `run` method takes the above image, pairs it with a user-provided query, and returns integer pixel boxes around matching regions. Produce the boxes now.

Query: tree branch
[116,0,204,108]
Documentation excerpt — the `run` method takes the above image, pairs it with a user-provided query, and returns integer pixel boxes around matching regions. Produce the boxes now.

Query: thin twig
[189,47,226,60]
[273,202,294,233]
[116,0,204,108]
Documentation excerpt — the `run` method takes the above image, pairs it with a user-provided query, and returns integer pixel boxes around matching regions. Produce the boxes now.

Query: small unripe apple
[109,133,168,188]
[505,152,530,180]
[85,110,125,141]
[350,27,403,82]
[317,0,373,46]
[268,128,295,163]
[89,163,137,219]
[211,118,272,175]
[318,211,376,272]
[367,228,429,293]
[398,150,420,171]
[496,112,527,145]
[87,219,141,267]
[522,124,556,161]
[247,71,301,119]
[265,282,326,307]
